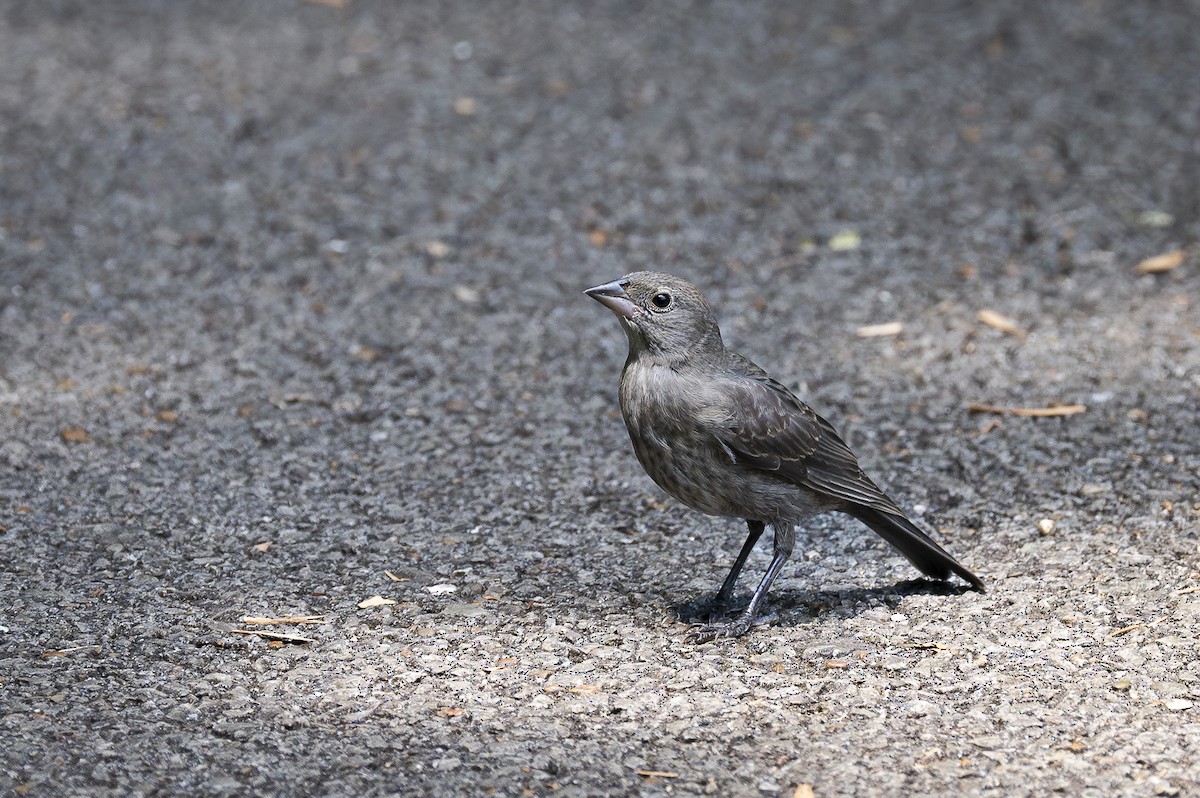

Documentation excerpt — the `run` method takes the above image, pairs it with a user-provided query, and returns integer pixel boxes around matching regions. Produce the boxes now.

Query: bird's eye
[651,292,672,310]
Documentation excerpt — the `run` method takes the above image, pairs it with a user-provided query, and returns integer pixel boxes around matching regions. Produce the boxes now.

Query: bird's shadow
[673,578,975,627]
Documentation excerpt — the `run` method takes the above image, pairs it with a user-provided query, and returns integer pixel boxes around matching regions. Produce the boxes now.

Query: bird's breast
[617,361,745,516]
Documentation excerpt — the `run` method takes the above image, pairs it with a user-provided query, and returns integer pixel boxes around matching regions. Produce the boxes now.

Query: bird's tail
[849,506,985,591]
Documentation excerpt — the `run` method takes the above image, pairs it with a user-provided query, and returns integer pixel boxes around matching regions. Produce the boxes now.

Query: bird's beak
[584,279,636,319]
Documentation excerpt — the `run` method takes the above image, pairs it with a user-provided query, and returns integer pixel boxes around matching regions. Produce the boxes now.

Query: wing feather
[711,364,902,516]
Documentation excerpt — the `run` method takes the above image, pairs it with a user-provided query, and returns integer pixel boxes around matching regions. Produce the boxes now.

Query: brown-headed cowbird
[586,271,983,640]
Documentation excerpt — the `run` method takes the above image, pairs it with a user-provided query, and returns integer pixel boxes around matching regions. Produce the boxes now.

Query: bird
[585,271,983,640]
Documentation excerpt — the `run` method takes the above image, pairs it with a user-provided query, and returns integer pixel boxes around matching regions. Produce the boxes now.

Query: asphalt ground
[1,1,1199,795]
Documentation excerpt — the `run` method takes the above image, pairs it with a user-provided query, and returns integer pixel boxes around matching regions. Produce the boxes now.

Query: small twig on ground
[1135,249,1186,274]
[967,403,1086,417]
[856,321,904,338]
[977,309,1026,336]
[1108,624,1142,638]
[40,645,100,658]
[241,615,326,625]
[230,629,316,644]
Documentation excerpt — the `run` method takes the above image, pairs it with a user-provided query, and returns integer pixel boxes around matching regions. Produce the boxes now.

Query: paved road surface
[2,2,1198,795]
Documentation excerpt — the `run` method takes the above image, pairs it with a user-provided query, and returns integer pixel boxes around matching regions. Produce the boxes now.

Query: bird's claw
[685,613,755,643]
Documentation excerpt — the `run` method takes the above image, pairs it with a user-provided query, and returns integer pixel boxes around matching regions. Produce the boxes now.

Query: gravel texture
[2,1,1199,796]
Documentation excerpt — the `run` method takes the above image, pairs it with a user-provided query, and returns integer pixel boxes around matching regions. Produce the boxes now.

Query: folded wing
[713,368,902,516]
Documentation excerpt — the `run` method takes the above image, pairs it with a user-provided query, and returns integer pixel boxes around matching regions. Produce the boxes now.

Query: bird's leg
[701,520,765,620]
[739,523,794,625]
[689,523,794,641]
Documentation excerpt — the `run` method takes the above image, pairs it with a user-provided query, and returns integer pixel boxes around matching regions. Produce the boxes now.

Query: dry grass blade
[1107,624,1142,638]
[1135,249,1186,274]
[977,309,1026,336]
[241,615,326,625]
[635,770,680,779]
[40,645,100,658]
[856,321,904,338]
[967,403,1086,417]
[972,418,1003,437]
[230,629,315,644]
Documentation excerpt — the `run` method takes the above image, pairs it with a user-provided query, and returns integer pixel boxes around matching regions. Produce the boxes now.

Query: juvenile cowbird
[586,272,983,640]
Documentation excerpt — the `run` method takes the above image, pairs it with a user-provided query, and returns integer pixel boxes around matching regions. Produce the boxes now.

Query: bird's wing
[712,369,903,515]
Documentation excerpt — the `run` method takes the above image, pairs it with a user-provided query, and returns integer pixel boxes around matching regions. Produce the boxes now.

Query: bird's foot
[685,612,756,643]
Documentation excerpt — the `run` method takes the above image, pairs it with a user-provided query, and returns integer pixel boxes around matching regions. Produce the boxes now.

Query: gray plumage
[586,271,983,640]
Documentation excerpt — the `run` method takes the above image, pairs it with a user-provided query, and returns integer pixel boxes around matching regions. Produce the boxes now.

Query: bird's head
[585,271,725,366]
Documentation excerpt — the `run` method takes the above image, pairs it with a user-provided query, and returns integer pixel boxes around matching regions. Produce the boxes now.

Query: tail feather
[849,506,985,591]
